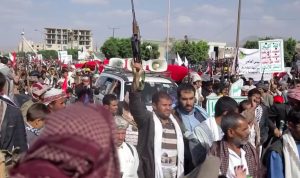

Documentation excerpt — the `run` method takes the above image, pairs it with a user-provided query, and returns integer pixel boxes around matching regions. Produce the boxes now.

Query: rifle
[131,0,141,64]
[184,35,191,83]
[130,0,145,91]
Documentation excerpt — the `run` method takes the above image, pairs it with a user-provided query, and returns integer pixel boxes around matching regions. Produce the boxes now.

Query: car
[94,68,177,110]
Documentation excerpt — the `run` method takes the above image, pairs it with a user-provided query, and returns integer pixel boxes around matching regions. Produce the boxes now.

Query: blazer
[0,102,28,152]
[129,91,157,178]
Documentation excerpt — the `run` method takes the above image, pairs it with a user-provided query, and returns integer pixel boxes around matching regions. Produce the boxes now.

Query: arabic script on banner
[259,39,285,73]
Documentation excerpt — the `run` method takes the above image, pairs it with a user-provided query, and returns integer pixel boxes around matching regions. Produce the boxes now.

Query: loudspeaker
[126,59,148,71]
[108,58,126,68]
[148,59,168,72]
[126,58,133,71]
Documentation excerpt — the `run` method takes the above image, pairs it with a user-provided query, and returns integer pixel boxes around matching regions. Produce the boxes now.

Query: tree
[284,38,297,65]
[171,40,209,64]
[243,37,297,65]
[37,50,58,59]
[101,37,160,60]
[243,37,273,49]
[243,40,258,49]
[117,38,132,58]
[101,37,119,59]
[140,42,160,60]
[67,48,79,60]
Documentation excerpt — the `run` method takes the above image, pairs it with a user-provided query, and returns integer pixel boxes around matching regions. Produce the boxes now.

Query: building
[144,38,230,62]
[18,40,44,53]
[44,28,93,51]
[207,42,227,60]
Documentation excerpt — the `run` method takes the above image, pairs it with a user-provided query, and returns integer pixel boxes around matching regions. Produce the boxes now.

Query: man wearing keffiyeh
[209,112,259,178]
[287,86,300,111]
[10,103,120,178]
[247,88,279,145]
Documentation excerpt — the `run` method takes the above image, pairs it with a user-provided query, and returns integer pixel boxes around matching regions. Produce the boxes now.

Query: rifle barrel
[131,0,136,23]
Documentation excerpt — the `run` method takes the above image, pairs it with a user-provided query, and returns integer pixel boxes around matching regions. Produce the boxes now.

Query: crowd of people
[0,55,299,178]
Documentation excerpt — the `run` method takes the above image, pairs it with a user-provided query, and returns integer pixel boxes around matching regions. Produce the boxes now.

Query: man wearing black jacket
[129,63,184,178]
[0,72,27,152]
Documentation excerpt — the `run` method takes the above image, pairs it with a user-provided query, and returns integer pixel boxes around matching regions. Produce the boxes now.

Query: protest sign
[58,51,68,63]
[259,39,285,73]
[206,96,247,117]
[238,48,273,81]
[238,48,260,74]
[65,55,73,64]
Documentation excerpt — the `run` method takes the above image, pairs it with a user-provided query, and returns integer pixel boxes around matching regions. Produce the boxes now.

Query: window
[96,77,121,99]
[96,76,109,95]
[125,82,177,105]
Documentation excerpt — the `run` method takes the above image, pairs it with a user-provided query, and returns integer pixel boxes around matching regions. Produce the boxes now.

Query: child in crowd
[26,103,50,146]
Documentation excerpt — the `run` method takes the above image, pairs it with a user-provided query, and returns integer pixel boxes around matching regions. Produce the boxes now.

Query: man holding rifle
[129,62,184,178]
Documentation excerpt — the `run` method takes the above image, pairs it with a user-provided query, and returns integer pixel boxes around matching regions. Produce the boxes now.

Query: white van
[94,68,177,110]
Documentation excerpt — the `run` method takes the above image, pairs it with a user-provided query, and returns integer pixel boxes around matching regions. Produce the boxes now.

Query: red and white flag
[9,52,17,68]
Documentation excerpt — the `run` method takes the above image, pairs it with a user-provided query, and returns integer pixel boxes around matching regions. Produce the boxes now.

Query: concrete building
[17,28,93,53]
[18,39,44,53]
[207,42,227,60]
[44,28,93,51]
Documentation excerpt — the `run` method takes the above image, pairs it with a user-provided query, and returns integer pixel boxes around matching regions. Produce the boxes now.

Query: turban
[10,103,120,178]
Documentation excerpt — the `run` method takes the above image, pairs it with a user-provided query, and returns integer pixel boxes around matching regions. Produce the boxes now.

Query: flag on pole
[205,62,211,74]
[175,53,183,66]
[184,57,188,67]
[9,52,17,68]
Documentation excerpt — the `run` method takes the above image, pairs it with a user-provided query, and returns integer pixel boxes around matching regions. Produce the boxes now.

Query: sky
[1,0,300,51]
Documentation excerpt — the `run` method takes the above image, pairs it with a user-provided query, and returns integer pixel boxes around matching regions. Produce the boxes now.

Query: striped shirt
[161,122,178,178]
[125,124,139,146]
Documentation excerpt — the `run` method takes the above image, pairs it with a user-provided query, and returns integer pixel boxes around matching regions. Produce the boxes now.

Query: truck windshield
[125,82,177,106]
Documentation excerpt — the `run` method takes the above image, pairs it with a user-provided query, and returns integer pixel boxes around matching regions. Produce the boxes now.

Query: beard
[232,137,248,147]
[155,111,170,120]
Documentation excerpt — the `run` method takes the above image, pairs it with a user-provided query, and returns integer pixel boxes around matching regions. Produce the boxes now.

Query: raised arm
[129,62,151,128]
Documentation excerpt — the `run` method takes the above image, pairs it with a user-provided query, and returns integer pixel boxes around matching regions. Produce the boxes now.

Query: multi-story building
[18,40,44,53]
[44,28,93,51]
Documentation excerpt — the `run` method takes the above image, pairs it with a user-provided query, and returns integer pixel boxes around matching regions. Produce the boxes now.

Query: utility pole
[109,27,120,38]
[166,0,171,61]
[21,30,24,53]
[232,0,242,75]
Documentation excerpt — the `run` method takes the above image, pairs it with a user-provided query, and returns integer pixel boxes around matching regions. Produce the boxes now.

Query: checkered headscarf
[288,87,300,101]
[10,103,120,178]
